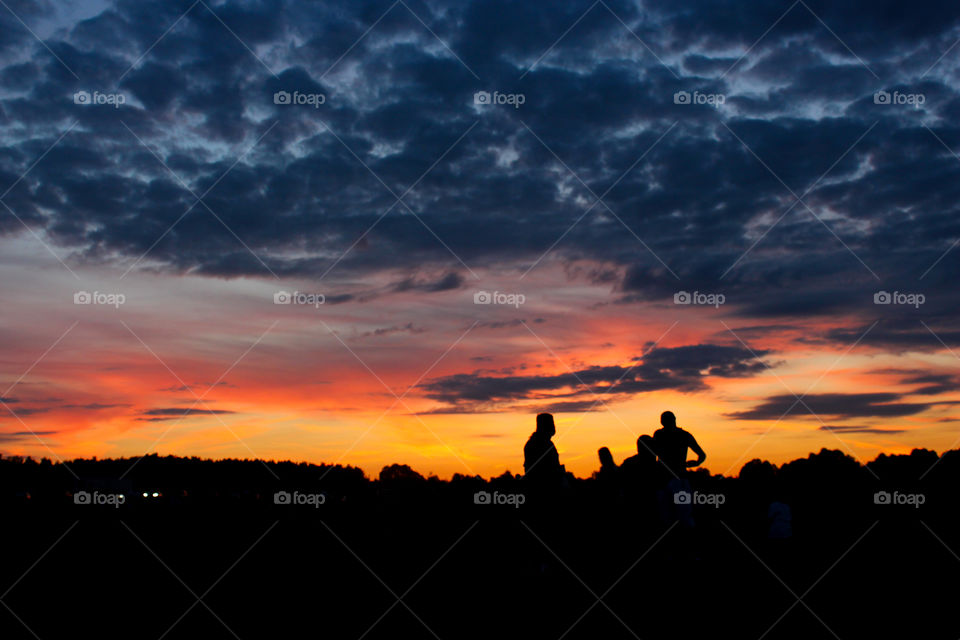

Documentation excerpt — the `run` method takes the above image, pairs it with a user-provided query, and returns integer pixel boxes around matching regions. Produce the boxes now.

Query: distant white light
[152,492,159,498]
[142,492,148,497]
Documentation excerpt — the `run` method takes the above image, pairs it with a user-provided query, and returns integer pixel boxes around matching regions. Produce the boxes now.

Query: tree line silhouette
[2,414,958,639]
[1,415,957,530]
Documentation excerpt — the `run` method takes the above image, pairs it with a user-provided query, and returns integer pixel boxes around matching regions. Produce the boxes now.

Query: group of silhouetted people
[523,410,706,526]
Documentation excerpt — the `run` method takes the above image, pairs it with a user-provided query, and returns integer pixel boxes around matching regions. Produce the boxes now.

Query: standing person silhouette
[522,414,565,578]
[653,411,705,476]
[523,413,564,489]
[653,411,705,530]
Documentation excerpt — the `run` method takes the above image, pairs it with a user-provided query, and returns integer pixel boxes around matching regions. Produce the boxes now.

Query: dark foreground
[2,449,958,639]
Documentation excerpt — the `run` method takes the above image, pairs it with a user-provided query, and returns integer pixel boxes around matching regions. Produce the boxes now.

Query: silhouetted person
[653,411,705,477]
[621,434,659,483]
[598,446,617,473]
[594,446,621,501]
[653,411,705,531]
[522,414,565,578]
[618,435,664,518]
[621,435,658,475]
[523,413,563,489]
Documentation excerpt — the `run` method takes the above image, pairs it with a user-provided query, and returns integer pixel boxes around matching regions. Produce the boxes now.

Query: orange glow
[1,265,957,478]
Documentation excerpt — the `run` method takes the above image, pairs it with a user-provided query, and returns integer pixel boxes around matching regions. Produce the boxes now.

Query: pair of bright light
[141,492,160,498]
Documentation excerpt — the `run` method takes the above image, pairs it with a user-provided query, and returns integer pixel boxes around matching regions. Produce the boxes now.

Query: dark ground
[1,449,958,639]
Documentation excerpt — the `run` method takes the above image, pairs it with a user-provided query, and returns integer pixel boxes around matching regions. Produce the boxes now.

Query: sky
[1,0,959,479]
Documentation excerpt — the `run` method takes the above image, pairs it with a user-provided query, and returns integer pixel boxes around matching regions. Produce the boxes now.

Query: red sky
[2,246,956,479]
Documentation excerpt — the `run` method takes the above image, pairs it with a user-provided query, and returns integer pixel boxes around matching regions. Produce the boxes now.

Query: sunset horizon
[5,1,960,484]
[4,1,960,637]
[3,248,957,480]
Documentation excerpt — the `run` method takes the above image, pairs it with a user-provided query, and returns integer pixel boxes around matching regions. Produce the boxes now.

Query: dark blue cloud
[0,0,958,349]
[421,344,768,412]
[727,392,952,420]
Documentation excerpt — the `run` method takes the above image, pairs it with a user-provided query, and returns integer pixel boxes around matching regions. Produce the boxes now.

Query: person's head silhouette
[660,410,677,429]
[536,413,556,438]
[598,446,615,470]
[637,434,656,460]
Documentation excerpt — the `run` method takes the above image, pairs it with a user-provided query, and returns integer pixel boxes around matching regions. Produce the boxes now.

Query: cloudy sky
[1,0,959,477]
